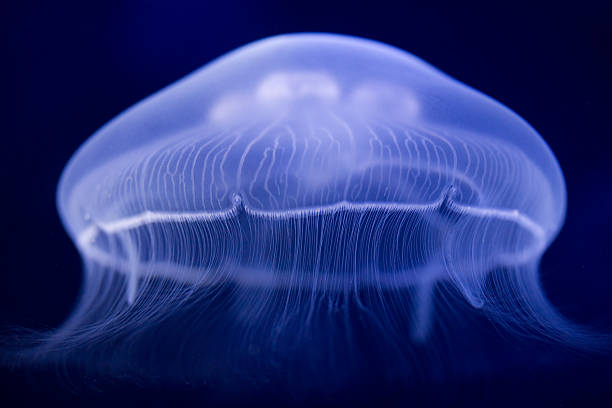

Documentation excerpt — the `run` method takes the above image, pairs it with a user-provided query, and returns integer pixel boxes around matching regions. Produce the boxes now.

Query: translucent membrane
[9,33,595,391]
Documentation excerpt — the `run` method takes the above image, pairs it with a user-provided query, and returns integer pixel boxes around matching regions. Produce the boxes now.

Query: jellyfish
[5,33,600,392]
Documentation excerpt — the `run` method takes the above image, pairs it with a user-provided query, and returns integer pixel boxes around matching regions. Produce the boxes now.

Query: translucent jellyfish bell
[18,33,588,388]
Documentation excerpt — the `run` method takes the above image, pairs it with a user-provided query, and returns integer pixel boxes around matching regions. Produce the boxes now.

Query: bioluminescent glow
[8,33,596,388]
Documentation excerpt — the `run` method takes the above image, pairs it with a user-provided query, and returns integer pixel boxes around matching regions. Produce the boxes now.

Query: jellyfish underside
[11,34,587,389]
[80,181,542,327]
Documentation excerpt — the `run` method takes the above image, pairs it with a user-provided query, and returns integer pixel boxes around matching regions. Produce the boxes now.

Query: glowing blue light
[19,33,588,387]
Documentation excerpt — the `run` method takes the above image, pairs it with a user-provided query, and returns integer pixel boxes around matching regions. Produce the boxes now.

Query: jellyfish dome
[15,33,581,390]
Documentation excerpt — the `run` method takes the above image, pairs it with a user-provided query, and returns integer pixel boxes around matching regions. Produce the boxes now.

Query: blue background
[2,1,611,406]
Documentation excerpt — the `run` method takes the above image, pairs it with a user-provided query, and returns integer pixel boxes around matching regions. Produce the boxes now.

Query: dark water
[2,1,611,406]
